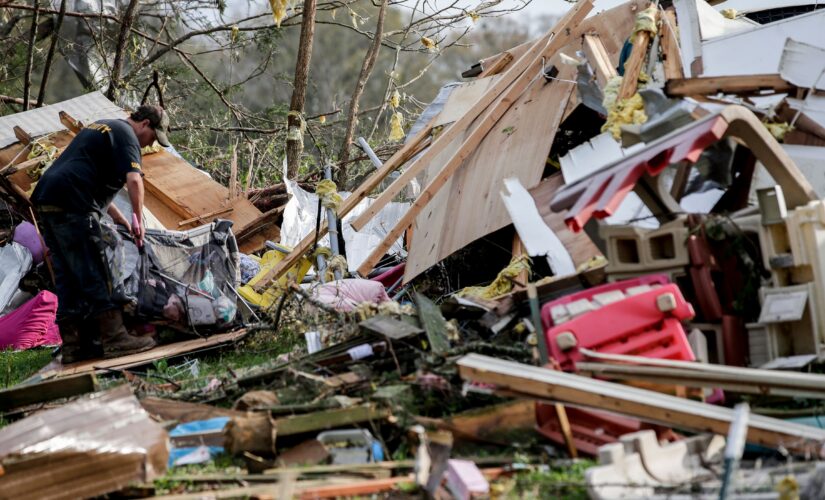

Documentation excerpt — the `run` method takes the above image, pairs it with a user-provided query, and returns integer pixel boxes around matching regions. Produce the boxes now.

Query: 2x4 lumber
[58,111,83,134]
[353,2,593,276]
[275,404,390,436]
[581,34,617,88]
[0,373,97,412]
[349,0,594,235]
[659,7,684,80]
[250,117,436,291]
[478,51,514,78]
[457,354,825,456]
[13,125,32,145]
[666,74,794,97]
[617,8,658,101]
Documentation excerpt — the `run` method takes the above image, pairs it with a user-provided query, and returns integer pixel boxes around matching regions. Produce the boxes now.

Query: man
[32,104,172,363]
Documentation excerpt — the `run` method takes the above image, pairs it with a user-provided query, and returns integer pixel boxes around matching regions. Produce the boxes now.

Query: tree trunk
[285,0,318,179]
[336,0,388,187]
[36,0,67,107]
[22,0,39,110]
[106,0,141,101]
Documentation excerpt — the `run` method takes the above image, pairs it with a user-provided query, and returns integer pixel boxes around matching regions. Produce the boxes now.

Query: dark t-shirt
[31,119,142,213]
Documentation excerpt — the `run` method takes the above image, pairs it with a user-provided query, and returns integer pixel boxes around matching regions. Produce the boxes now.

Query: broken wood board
[528,173,603,269]
[398,0,641,283]
[276,404,391,436]
[0,373,97,413]
[140,397,245,423]
[665,74,794,97]
[457,354,825,456]
[55,329,249,377]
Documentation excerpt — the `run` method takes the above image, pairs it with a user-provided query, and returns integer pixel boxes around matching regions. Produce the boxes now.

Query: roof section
[0,91,125,149]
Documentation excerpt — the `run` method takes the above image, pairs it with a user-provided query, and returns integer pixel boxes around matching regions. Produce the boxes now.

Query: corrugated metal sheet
[0,91,126,149]
[0,385,169,500]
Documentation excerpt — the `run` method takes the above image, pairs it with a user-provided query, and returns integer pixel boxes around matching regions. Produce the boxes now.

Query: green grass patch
[0,348,54,389]
[506,460,595,500]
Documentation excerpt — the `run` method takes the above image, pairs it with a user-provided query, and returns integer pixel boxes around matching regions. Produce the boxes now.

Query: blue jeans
[38,211,115,321]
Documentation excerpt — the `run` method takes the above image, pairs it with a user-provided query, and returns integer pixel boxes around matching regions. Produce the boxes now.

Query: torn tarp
[281,177,410,273]
[0,385,168,500]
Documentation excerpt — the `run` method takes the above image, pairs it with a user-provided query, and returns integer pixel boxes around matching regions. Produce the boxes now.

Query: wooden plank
[457,354,825,455]
[357,19,591,278]
[617,8,658,100]
[666,74,794,97]
[55,329,249,377]
[660,7,684,80]
[250,116,437,291]
[58,111,83,134]
[13,126,32,146]
[582,34,617,88]
[275,404,391,436]
[0,374,97,412]
[478,51,514,78]
[349,0,594,235]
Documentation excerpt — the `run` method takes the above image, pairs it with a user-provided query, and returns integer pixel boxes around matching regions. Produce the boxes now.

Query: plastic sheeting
[0,385,168,500]
[0,242,32,313]
[0,291,61,350]
[281,176,410,273]
[104,219,240,329]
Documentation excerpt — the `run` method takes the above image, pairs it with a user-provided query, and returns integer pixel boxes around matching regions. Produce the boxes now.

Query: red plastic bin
[540,274,671,331]
[545,283,696,370]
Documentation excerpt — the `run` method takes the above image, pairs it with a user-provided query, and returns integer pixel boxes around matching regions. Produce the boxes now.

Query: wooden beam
[581,34,617,88]
[659,7,684,80]
[478,51,514,78]
[177,206,234,227]
[617,8,658,100]
[58,111,83,134]
[0,373,97,412]
[349,0,593,235]
[250,117,436,292]
[276,404,391,436]
[666,74,794,97]
[457,354,825,456]
[353,3,591,276]
[13,125,33,145]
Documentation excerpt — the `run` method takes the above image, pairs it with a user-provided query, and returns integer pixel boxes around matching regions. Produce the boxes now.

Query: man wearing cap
[32,104,171,363]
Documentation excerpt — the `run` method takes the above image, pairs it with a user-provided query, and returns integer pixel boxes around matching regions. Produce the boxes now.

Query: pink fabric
[13,221,44,265]
[0,291,62,350]
[370,263,405,288]
[312,279,391,312]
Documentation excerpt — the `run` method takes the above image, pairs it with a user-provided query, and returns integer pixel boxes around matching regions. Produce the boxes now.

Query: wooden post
[617,7,658,101]
[659,7,684,81]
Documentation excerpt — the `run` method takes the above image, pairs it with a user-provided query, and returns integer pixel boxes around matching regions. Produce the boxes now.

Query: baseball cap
[132,104,171,147]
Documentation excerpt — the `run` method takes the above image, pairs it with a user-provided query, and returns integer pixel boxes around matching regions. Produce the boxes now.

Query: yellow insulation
[456,255,531,300]
[315,179,343,211]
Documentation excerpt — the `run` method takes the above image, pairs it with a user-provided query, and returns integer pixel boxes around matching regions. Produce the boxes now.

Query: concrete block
[602,219,689,274]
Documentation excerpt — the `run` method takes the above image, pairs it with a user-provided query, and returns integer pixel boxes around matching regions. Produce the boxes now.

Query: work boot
[57,318,88,364]
[97,309,157,359]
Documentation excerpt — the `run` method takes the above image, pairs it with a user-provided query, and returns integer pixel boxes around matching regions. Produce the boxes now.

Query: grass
[0,347,54,389]
[504,460,595,500]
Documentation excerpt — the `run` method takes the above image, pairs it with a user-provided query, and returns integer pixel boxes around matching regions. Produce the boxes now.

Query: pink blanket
[0,291,62,350]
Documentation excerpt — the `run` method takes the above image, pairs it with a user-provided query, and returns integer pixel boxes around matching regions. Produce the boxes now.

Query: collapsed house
[3,0,825,498]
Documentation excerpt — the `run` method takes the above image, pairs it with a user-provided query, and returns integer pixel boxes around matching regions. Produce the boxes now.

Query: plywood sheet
[141,149,264,231]
[434,75,502,127]
[402,0,643,282]
[404,59,577,282]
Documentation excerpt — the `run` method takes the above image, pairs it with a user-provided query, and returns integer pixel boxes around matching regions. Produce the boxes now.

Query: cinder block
[601,219,689,274]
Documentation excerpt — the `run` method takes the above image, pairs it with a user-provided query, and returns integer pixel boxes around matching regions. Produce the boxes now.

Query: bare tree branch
[22,0,39,110]
[36,0,66,107]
